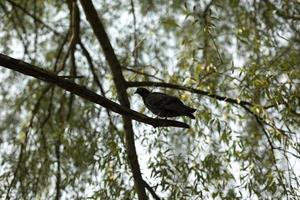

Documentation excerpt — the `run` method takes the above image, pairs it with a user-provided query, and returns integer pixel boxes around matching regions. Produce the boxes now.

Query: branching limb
[79,1,149,200]
[127,80,293,139]
[0,53,190,130]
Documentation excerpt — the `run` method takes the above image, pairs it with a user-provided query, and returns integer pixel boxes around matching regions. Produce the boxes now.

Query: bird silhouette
[135,88,196,119]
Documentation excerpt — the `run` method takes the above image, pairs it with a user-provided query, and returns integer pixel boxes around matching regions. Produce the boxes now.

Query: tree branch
[79,0,128,105]
[0,53,189,129]
[143,180,161,200]
[79,1,149,199]
[122,66,165,82]
[130,0,138,68]
[254,115,289,196]
[126,81,253,107]
[79,41,119,132]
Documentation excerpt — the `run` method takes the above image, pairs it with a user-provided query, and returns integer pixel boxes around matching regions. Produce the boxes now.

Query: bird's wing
[149,92,195,112]
[146,92,183,109]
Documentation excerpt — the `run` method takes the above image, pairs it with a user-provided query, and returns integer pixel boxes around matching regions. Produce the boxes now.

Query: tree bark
[0,53,189,129]
[78,1,148,199]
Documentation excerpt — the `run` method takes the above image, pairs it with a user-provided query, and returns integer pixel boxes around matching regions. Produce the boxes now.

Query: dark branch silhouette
[126,81,253,107]
[0,53,190,129]
[79,1,151,199]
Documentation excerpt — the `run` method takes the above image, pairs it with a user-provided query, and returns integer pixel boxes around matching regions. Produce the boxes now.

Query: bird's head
[134,88,150,98]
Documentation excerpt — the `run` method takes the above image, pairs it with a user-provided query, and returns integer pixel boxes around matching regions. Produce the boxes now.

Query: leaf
[161,17,180,29]
[18,131,26,144]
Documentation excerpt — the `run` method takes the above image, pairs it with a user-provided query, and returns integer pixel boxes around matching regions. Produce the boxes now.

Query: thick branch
[80,0,154,200]
[79,1,149,199]
[79,0,128,105]
[0,53,189,129]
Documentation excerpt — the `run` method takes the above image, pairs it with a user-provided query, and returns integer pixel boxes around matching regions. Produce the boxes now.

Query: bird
[135,88,196,119]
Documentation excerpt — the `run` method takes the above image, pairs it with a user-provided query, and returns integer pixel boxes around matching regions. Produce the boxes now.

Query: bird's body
[135,88,196,119]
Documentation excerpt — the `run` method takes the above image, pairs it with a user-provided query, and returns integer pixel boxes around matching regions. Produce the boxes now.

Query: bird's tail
[186,113,196,119]
[185,106,196,119]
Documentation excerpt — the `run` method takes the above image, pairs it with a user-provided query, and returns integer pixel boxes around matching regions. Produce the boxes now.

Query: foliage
[0,0,300,199]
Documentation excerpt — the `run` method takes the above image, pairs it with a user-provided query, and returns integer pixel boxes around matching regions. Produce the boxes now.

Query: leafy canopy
[0,0,300,199]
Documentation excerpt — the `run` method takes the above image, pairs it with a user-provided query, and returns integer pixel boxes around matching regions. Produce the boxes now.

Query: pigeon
[135,88,196,119]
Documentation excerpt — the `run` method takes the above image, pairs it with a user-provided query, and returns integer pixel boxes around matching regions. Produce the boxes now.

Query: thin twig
[130,0,138,67]
[143,180,161,200]
[126,81,253,107]
[79,41,119,132]
[6,0,60,35]
[5,84,51,199]
[54,31,70,72]
[122,66,165,82]
[33,0,38,61]
[0,2,32,60]
[254,115,289,196]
